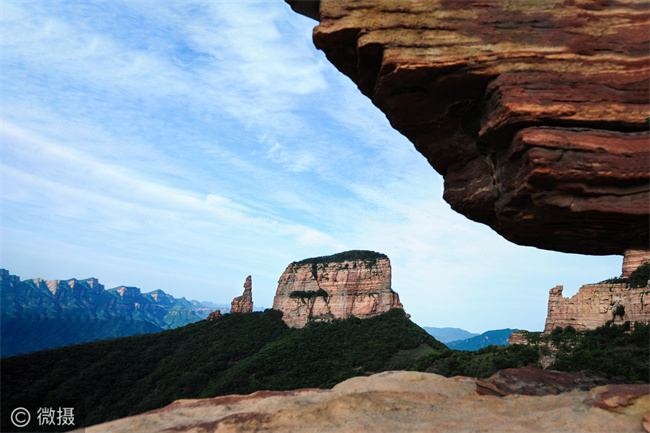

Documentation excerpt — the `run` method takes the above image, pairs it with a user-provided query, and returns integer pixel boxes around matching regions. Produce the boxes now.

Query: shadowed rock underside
[289,0,650,256]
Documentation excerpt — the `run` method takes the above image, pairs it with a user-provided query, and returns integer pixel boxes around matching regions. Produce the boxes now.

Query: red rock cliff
[622,249,650,278]
[230,275,253,314]
[287,0,650,256]
[543,258,650,332]
[272,251,404,328]
[544,282,650,332]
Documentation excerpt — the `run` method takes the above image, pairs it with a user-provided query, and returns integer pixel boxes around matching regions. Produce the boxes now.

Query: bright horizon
[1,0,622,334]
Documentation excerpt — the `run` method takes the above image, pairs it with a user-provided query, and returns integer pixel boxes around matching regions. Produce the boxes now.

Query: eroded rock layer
[272,251,404,328]
[230,276,253,314]
[82,370,650,433]
[544,282,650,333]
[623,249,650,278]
[290,0,650,255]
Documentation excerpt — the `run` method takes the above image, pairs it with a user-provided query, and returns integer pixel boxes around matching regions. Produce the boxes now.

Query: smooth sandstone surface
[81,370,650,433]
[289,0,650,255]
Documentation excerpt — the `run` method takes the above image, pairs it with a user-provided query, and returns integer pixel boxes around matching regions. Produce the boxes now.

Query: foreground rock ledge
[81,371,648,433]
[288,0,649,256]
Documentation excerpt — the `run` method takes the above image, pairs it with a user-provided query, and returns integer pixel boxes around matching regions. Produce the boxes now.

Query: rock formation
[206,310,222,321]
[80,370,650,433]
[230,275,253,314]
[542,256,650,332]
[508,331,529,346]
[272,250,404,328]
[544,282,650,333]
[287,0,649,256]
[623,249,650,278]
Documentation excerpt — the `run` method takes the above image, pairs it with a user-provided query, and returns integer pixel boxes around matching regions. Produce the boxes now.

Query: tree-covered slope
[408,322,649,382]
[0,316,163,358]
[1,309,443,432]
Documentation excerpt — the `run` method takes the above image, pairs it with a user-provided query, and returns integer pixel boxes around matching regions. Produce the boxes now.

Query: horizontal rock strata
[272,251,403,328]
[289,0,650,255]
[81,370,650,433]
[544,282,650,333]
[623,250,650,278]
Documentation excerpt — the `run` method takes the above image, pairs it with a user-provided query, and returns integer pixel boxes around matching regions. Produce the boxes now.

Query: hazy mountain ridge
[0,269,227,357]
[424,327,516,350]
[424,327,479,343]
[446,329,518,351]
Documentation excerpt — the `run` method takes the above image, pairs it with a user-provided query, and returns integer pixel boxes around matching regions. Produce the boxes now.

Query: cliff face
[230,276,254,313]
[288,0,649,256]
[622,249,650,278]
[272,251,403,328]
[544,283,650,333]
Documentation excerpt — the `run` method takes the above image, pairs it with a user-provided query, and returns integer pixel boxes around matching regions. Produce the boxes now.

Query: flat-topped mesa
[272,250,404,328]
[543,260,650,333]
[230,275,253,314]
[543,283,650,333]
[287,0,650,256]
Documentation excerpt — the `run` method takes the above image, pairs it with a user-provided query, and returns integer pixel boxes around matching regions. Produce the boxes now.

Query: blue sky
[1,0,622,333]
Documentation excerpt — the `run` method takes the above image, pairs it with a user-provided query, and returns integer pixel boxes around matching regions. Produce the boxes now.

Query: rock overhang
[286,0,650,256]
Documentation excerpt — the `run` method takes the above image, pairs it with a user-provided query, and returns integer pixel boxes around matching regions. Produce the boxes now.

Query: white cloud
[0,1,624,333]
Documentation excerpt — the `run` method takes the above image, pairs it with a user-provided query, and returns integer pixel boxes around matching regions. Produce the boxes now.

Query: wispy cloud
[1,1,622,332]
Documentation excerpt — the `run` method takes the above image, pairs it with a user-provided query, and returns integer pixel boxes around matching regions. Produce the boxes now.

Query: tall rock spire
[230,275,253,313]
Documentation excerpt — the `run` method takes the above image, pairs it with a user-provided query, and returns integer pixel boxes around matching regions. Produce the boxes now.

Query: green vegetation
[408,322,649,381]
[292,250,388,268]
[1,316,162,358]
[612,304,625,319]
[408,344,540,378]
[546,322,649,381]
[2,306,646,433]
[1,309,442,432]
[289,289,329,299]
[629,262,650,289]
[600,261,649,288]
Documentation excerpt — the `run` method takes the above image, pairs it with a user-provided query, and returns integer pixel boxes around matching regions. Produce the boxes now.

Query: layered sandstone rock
[287,0,650,256]
[507,330,529,346]
[81,370,650,433]
[623,250,650,278]
[272,250,403,328]
[544,282,650,333]
[475,366,643,397]
[230,276,253,314]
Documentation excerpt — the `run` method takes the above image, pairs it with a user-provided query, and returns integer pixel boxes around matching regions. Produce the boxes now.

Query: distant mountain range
[423,327,479,343]
[0,269,228,357]
[425,327,517,351]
